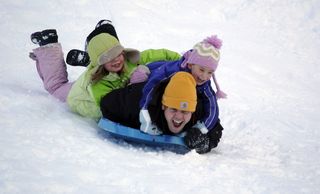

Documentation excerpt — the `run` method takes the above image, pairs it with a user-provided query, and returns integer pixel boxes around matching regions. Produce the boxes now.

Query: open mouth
[172,119,183,128]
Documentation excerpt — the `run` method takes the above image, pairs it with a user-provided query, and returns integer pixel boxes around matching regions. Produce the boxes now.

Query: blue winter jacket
[140,54,219,131]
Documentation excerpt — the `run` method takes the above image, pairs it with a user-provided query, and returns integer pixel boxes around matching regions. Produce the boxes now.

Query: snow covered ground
[1,0,320,193]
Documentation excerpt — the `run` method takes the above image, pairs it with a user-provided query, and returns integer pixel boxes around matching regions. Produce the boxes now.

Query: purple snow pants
[32,43,74,102]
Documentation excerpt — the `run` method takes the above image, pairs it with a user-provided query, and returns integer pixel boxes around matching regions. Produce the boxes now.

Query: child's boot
[31,29,58,46]
[95,19,113,29]
[66,49,90,67]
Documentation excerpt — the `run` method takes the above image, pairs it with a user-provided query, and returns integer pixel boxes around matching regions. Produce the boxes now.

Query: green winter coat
[66,33,180,120]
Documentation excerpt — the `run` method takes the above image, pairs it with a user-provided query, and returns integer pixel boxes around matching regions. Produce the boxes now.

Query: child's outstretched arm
[196,81,220,131]
[138,49,180,65]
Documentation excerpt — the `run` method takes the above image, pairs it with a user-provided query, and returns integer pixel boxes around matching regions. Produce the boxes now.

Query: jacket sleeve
[138,49,181,65]
[100,83,145,129]
[198,82,220,131]
[139,59,185,109]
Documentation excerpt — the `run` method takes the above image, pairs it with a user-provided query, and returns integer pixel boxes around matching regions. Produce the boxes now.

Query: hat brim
[124,48,140,64]
[98,45,124,65]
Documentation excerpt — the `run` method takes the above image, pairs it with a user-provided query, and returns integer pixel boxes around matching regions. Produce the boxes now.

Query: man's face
[162,106,193,134]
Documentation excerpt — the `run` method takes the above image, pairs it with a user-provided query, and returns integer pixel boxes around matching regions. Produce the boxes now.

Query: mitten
[130,65,150,84]
[207,122,224,149]
[139,109,162,135]
[184,128,211,154]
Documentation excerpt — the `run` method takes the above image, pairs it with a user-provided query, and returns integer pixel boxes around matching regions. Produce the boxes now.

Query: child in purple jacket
[130,35,227,136]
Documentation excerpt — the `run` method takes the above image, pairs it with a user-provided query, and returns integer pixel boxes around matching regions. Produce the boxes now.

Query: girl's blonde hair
[91,65,109,83]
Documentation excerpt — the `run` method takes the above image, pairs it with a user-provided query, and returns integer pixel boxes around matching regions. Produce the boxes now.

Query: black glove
[184,128,211,154]
[207,122,224,149]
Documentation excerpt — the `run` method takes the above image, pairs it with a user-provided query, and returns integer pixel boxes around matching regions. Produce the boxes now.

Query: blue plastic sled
[98,118,190,153]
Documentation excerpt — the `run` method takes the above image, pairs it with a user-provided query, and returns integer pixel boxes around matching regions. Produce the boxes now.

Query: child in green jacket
[30,24,180,120]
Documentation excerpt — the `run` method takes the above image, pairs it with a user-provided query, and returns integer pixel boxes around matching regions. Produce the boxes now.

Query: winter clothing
[192,121,209,134]
[30,43,73,102]
[66,49,90,67]
[207,123,223,148]
[85,33,139,67]
[139,109,162,135]
[162,72,197,112]
[101,82,145,129]
[182,35,227,99]
[186,35,222,71]
[98,43,137,66]
[212,73,227,99]
[184,127,210,154]
[140,53,219,131]
[184,121,223,154]
[129,65,150,84]
[31,29,58,46]
[86,20,119,47]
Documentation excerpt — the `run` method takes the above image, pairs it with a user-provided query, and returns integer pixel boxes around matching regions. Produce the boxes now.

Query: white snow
[1,0,320,193]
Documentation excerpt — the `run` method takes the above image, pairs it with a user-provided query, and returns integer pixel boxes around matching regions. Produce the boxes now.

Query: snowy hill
[1,0,320,193]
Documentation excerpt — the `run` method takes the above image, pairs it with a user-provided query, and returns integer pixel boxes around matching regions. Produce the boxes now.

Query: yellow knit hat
[162,72,197,112]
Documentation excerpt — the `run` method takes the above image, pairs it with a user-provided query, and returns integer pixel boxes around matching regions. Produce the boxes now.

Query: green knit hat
[87,33,140,68]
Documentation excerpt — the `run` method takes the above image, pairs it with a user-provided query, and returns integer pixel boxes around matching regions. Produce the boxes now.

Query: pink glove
[130,65,150,84]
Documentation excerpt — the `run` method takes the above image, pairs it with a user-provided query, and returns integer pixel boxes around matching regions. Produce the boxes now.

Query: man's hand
[184,128,211,154]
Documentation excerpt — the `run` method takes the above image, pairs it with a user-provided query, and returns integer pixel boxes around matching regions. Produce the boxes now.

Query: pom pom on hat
[205,35,222,49]
[162,72,197,112]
